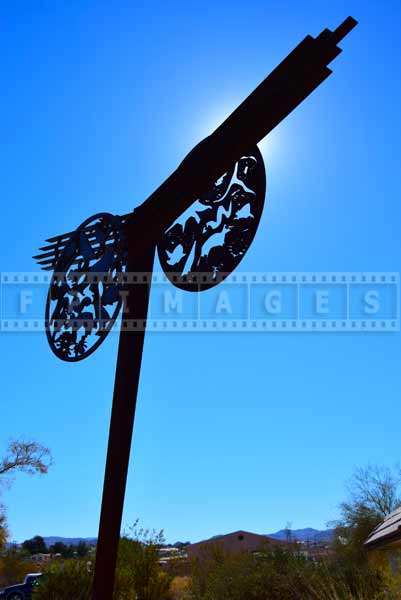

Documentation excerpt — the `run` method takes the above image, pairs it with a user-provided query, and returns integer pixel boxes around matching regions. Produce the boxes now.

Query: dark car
[0,574,42,599]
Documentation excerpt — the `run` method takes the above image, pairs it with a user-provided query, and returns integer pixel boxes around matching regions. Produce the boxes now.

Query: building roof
[365,507,401,550]
[187,530,284,558]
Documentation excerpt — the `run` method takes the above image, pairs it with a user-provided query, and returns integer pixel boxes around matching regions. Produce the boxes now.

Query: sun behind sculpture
[157,146,266,291]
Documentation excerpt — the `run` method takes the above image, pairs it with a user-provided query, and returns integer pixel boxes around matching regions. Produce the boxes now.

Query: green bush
[0,510,8,553]
[116,535,172,600]
[189,544,388,600]
[32,559,93,600]
[33,524,173,600]
[0,550,34,588]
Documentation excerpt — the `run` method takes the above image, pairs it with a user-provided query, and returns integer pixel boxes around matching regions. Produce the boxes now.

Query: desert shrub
[169,576,191,600]
[32,559,92,600]
[189,545,390,600]
[302,559,388,600]
[191,545,317,600]
[115,533,172,600]
[33,523,172,600]
[0,550,34,588]
[0,510,8,553]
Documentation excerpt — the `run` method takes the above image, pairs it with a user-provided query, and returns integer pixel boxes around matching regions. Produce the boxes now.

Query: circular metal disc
[157,146,266,291]
[45,213,126,362]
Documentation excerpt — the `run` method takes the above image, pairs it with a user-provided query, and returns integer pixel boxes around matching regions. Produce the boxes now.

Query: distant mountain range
[10,529,333,548]
[267,528,334,543]
[42,536,97,547]
[7,536,97,549]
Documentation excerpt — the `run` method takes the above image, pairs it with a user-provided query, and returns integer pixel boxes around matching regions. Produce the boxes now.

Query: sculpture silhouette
[34,16,357,600]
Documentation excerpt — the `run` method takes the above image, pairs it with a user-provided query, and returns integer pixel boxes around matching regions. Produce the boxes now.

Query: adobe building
[187,530,284,559]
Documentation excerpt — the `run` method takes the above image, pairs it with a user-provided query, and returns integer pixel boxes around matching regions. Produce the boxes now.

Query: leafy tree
[76,541,90,558]
[22,535,47,555]
[48,541,68,556]
[47,540,79,558]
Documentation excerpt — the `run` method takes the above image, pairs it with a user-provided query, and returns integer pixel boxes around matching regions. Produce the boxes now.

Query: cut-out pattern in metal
[45,213,126,362]
[157,146,266,291]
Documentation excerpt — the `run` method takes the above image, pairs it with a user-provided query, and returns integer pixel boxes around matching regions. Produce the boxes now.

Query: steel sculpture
[34,17,358,599]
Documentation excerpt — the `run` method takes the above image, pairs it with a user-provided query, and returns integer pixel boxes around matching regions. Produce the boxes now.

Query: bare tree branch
[346,464,401,517]
[0,439,53,482]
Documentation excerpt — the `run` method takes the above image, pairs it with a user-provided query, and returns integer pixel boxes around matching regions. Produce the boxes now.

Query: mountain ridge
[267,527,334,543]
[42,536,97,547]
[10,528,334,548]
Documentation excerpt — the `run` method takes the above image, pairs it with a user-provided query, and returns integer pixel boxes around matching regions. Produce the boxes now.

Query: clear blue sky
[1,0,401,544]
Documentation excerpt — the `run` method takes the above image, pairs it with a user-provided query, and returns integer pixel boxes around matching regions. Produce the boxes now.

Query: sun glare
[195,102,291,174]
[196,102,239,139]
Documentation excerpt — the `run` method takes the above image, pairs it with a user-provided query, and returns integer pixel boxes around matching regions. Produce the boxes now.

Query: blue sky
[1,0,401,544]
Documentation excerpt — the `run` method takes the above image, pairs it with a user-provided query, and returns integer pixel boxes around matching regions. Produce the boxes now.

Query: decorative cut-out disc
[157,146,266,290]
[45,213,126,362]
